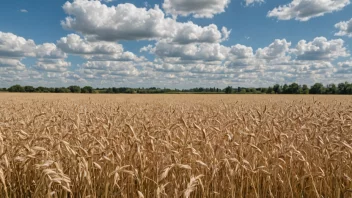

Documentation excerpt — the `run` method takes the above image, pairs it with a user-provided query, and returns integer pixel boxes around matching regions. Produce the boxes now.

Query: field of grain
[0,93,352,197]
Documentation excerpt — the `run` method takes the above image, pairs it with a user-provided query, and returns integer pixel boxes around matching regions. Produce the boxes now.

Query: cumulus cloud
[140,36,350,86]
[57,34,143,61]
[153,62,228,74]
[61,2,167,41]
[268,0,350,21]
[57,34,124,55]
[0,32,67,60]
[335,18,352,37]
[162,0,231,18]
[230,44,254,59]
[20,9,28,13]
[81,61,140,77]
[172,24,230,44]
[293,37,349,60]
[34,59,71,72]
[256,39,291,60]
[335,61,352,73]
[0,58,26,70]
[225,44,258,67]
[245,0,264,6]
[36,43,67,59]
[61,0,229,43]
[0,32,36,58]
[0,31,73,75]
[152,41,229,61]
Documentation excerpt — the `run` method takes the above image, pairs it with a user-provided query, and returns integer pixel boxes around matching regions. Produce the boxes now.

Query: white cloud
[36,43,67,59]
[0,31,71,76]
[61,2,166,41]
[0,58,25,70]
[34,59,71,72]
[61,0,229,43]
[335,61,352,73]
[0,32,67,59]
[140,45,154,53]
[225,44,257,67]
[83,52,144,62]
[268,0,350,21]
[162,0,231,18]
[256,39,291,60]
[152,41,229,61]
[0,32,36,58]
[171,24,230,44]
[230,44,254,59]
[137,36,351,87]
[245,0,264,6]
[81,61,140,77]
[153,62,227,74]
[20,9,28,13]
[57,34,143,61]
[335,18,352,37]
[293,37,349,60]
[57,34,124,55]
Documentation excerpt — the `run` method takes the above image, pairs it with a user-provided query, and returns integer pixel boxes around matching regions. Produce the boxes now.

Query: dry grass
[0,93,352,197]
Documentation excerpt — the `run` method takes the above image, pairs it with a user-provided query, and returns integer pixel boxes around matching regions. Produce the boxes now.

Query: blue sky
[0,0,351,88]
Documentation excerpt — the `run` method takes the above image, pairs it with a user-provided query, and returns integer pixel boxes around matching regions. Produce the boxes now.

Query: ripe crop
[0,93,351,197]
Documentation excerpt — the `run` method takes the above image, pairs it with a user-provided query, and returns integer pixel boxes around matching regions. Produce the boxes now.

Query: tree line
[2,82,352,94]
[224,82,352,94]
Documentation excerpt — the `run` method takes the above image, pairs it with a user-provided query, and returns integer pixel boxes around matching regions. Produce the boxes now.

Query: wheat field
[0,93,351,198]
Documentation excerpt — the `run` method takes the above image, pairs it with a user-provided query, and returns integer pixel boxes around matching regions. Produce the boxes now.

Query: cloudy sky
[0,0,351,88]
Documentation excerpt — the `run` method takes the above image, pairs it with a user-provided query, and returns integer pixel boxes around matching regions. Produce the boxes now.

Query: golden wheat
[0,93,351,197]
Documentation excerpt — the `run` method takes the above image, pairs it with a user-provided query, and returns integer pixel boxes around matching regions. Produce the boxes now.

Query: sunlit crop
[0,94,351,197]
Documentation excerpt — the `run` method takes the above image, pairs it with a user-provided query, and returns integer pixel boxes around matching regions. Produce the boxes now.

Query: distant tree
[288,83,300,94]
[338,83,347,94]
[347,83,352,94]
[239,89,247,94]
[68,86,81,93]
[35,86,48,92]
[24,86,35,92]
[267,87,273,94]
[273,84,282,94]
[310,83,325,94]
[225,86,233,94]
[248,88,257,94]
[326,84,338,94]
[8,85,24,92]
[105,88,113,93]
[282,84,289,94]
[302,84,309,94]
[82,86,93,93]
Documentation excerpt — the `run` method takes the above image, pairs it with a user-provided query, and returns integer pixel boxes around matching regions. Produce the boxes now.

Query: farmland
[0,93,352,197]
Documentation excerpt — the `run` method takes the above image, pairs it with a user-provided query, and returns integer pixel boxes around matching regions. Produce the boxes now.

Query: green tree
[82,86,93,93]
[266,87,273,94]
[310,83,325,94]
[8,85,24,92]
[326,84,338,94]
[289,83,300,94]
[273,84,282,94]
[338,83,346,94]
[24,86,35,92]
[106,88,113,93]
[225,86,233,94]
[68,86,81,93]
[282,84,289,94]
[302,85,309,94]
